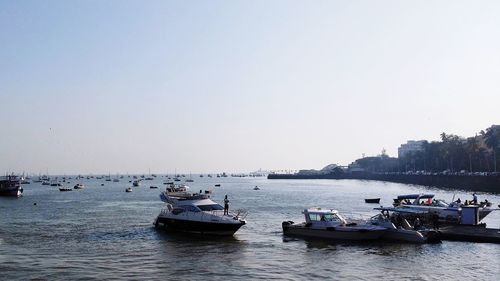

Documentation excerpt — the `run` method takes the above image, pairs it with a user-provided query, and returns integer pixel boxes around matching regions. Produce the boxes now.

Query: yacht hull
[0,188,23,197]
[155,216,245,236]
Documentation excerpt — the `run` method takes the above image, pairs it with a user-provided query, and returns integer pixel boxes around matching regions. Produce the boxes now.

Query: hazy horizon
[1,1,499,174]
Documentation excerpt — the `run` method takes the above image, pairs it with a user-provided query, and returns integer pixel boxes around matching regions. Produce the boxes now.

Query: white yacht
[154,191,246,235]
[391,194,495,223]
[282,208,386,241]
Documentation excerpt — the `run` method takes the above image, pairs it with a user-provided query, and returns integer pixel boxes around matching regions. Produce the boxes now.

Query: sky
[1,0,499,175]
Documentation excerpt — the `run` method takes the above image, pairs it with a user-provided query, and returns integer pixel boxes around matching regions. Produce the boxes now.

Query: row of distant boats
[153,186,500,243]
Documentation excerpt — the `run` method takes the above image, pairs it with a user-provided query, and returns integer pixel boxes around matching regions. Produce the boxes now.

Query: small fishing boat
[126,187,133,192]
[59,187,73,192]
[73,183,84,189]
[253,186,260,190]
[365,198,380,204]
[282,208,386,241]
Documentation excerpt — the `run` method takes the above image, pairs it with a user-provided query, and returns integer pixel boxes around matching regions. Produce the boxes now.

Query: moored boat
[59,187,73,192]
[365,198,380,204]
[369,208,441,243]
[391,194,495,223]
[73,183,84,189]
[282,208,386,241]
[0,175,23,197]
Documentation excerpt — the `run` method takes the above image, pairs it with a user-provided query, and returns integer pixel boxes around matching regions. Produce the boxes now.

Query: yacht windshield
[197,204,224,211]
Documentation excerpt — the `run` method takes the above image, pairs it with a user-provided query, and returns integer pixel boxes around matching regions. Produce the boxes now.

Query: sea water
[1,177,499,280]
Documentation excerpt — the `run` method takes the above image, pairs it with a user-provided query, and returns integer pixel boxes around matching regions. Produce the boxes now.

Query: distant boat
[74,183,84,189]
[126,187,133,192]
[133,180,141,187]
[0,175,23,197]
[185,179,194,183]
[214,184,221,187]
[150,186,158,189]
[59,187,73,192]
[113,178,119,182]
[253,186,260,190]
[365,198,381,204]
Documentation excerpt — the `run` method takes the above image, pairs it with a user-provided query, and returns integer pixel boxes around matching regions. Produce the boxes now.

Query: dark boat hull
[365,198,381,204]
[0,176,23,197]
[155,216,245,235]
[0,188,23,197]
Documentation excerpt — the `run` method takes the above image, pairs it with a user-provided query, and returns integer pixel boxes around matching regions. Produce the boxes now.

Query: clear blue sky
[1,1,499,174]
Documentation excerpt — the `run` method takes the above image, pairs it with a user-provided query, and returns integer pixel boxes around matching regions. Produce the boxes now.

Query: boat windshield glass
[197,204,224,211]
[179,205,200,212]
[308,213,343,222]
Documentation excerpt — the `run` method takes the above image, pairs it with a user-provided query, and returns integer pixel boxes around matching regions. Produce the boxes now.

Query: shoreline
[268,173,500,194]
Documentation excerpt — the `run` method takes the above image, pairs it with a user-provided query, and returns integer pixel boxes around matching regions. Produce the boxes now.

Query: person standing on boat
[472,193,478,204]
[224,195,229,215]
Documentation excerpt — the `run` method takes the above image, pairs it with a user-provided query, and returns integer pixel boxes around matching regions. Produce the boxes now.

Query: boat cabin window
[197,204,224,211]
[179,205,200,212]
[308,213,342,222]
[172,208,185,215]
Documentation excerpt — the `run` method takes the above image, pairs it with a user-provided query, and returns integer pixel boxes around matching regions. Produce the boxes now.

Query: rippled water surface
[1,177,499,280]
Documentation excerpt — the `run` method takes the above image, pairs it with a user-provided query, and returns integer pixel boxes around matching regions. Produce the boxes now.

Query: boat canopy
[396,194,434,200]
[302,208,339,215]
[374,207,430,214]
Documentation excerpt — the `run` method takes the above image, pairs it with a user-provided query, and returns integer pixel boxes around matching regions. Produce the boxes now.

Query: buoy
[33,203,37,205]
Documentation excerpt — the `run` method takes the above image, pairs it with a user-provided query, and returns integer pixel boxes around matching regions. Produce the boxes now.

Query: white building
[398,140,425,158]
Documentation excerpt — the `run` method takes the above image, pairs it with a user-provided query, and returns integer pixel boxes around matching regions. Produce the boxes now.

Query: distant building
[398,140,426,158]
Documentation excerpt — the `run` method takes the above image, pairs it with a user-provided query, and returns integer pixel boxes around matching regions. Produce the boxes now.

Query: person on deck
[472,193,478,204]
[223,195,229,215]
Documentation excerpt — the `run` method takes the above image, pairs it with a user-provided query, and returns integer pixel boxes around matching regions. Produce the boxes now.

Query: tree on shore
[354,125,499,173]
[483,126,500,172]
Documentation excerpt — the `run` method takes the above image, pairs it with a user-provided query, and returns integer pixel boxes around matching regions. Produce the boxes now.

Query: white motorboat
[368,209,441,243]
[155,191,246,235]
[164,184,193,198]
[125,187,133,192]
[392,194,494,223]
[282,208,386,241]
[73,183,84,189]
